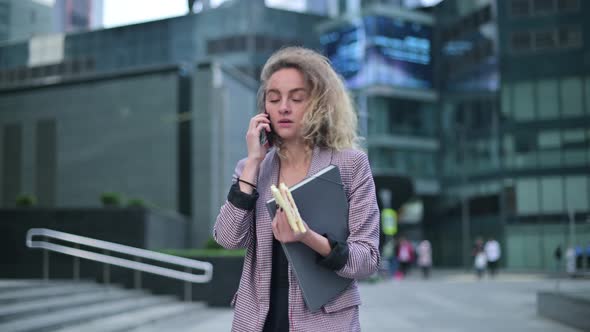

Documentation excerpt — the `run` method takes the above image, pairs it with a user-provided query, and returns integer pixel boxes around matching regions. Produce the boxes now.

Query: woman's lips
[277,120,293,128]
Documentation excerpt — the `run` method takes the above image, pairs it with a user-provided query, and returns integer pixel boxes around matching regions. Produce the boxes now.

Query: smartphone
[259,112,274,148]
[259,129,273,148]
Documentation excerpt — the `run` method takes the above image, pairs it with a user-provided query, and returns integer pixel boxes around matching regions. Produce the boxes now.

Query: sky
[102,0,444,29]
[103,0,189,28]
[102,0,306,29]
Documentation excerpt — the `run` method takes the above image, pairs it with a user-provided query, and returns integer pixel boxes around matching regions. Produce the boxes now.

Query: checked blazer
[214,146,380,332]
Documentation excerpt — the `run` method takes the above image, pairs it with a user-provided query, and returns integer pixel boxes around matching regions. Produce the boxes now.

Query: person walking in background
[417,239,432,279]
[554,244,562,273]
[213,47,380,331]
[566,246,576,275]
[473,237,486,280]
[396,237,414,278]
[484,237,501,278]
[378,189,398,279]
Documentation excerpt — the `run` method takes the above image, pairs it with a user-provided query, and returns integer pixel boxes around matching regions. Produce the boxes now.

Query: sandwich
[270,183,307,234]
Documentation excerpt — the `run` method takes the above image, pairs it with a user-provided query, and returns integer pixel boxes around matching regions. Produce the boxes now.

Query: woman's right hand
[246,113,271,163]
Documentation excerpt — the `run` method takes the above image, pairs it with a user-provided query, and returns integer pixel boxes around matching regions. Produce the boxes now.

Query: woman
[214,47,380,331]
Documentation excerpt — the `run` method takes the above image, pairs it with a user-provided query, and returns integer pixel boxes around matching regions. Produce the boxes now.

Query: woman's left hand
[271,207,309,243]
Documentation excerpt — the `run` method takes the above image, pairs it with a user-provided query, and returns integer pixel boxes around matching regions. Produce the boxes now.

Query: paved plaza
[186,271,588,331]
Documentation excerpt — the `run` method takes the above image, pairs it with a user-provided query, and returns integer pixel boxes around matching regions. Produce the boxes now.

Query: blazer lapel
[307,146,333,178]
[254,147,280,304]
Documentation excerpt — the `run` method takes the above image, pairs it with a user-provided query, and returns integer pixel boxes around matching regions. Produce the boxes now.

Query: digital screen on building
[364,16,432,89]
[319,19,366,88]
[320,16,433,89]
[442,23,499,92]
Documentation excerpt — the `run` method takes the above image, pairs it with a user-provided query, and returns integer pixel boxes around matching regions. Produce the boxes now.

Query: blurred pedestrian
[484,237,501,277]
[554,244,562,272]
[473,237,486,280]
[378,189,398,279]
[417,239,432,279]
[396,237,414,278]
[566,246,576,275]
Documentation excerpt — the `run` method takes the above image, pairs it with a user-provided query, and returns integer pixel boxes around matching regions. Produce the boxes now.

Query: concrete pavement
[184,270,588,331]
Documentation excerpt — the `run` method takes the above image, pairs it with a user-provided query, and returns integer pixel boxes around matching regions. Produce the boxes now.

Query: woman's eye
[269,99,280,103]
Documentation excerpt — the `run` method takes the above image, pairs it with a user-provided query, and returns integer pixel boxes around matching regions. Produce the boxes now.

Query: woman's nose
[279,100,291,113]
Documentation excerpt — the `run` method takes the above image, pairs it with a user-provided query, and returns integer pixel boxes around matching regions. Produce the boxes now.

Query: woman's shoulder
[331,148,370,168]
[332,147,367,160]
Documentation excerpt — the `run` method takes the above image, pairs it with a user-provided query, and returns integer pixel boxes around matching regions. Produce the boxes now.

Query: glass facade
[501,75,589,172]
[432,0,590,267]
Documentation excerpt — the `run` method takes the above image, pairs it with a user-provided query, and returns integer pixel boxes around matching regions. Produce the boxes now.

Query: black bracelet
[237,177,257,189]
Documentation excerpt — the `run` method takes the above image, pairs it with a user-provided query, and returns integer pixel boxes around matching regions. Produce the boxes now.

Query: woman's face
[264,68,310,143]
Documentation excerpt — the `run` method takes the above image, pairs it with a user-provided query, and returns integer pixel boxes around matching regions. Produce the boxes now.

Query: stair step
[0,288,143,322]
[0,280,90,294]
[125,305,216,332]
[53,302,204,332]
[0,294,175,332]
[0,283,107,304]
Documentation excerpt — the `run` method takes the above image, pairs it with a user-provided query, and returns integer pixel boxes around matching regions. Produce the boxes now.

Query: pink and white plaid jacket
[214,146,380,332]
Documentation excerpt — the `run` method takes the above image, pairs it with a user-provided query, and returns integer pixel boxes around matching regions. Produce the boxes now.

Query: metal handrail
[26,228,213,284]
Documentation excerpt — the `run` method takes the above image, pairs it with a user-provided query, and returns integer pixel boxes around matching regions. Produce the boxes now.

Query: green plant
[16,194,37,207]
[100,192,123,206]
[127,198,146,208]
[204,236,224,250]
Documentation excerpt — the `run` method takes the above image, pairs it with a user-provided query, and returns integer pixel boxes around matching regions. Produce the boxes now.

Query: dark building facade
[0,1,326,247]
[0,0,325,89]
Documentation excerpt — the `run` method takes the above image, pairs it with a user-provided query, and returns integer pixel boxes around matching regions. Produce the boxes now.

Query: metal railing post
[73,243,80,280]
[184,267,192,302]
[134,257,142,289]
[43,248,49,282]
[103,249,110,285]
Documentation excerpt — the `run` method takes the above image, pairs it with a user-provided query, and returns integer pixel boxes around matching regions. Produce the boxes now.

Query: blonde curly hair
[257,47,360,151]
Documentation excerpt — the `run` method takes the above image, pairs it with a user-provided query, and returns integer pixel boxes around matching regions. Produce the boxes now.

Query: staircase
[0,279,209,332]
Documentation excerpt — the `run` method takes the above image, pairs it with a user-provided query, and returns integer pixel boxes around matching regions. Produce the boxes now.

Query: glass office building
[322,0,590,268]
[433,0,590,268]
[319,4,438,241]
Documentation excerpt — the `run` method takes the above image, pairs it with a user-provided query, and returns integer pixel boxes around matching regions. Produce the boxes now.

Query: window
[512,25,582,53]
[513,82,535,120]
[558,26,582,48]
[540,177,564,213]
[538,130,561,167]
[565,176,589,211]
[561,77,583,117]
[533,0,554,14]
[562,129,587,165]
[537,79,559,119]
[514,131,537,168]
[534,30,556,49]
[510,0,531,17]
[511,31,532,52]
[516,178,539,214]
[557,0,580,12]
